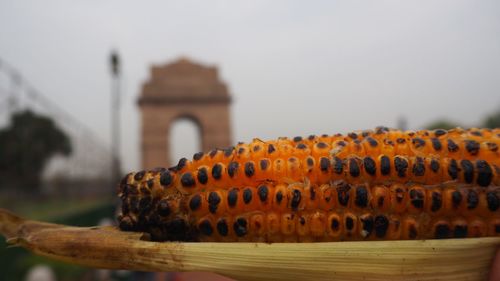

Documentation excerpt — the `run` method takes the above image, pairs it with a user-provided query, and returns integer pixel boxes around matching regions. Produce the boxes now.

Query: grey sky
[1,0,499,171]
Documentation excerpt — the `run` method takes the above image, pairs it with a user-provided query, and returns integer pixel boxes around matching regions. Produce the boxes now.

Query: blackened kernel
[197,167,208,184]
[306,157,314,168]
[212,163,223,179]
[125,184,138,196]
[448,159,459,180]
[476,160,492,187]
[435,224,450,239]
[238,147,245,154]
[208,192,221,214]
[217,219,229,236]
[134,171,146,181]
[224,147,234,157]
[332,157,343,174]
[293,136,303,142]
[374,215,389,238]
[431,191,442,212]
[348,132,358,139]
[467,190,479,209]
[355,186,368,208]
[407,132,415,137]
[360,216,374,237]
[243,188,252,204]
[447,140,459,152]
[228,162,239,178]
[146,179,154,189]
[409,189,424,209]
[487,142,498,152]
[431,138,442,151]
[120,173,131,186]
[166,218,189,240]
[428,160,439,174]
[454,225,468,238]
[276,191,283,204]
[486,192,499,211]
[471,130,482,136]
[366,137,378,147]
[377,196,385,207]
[380,156,391,175]
[260,159,269,170]
[495,224,500,234]
[176,158,188,170]
[435,129,447,137]
[267,144,276,154]
[139,197,152,213]
[118,216,135,231]
[337,140,347,147]
[252,145,261,152]
[244,162,255,177]
[396,138,406,144]
[395,188,404,203]
[452,191,462,208]
[331,218,340,231]
[233,218,248,237]
[465,140,480,155]
[193,152,204,161]
[309,186,316,200]
[316,142,327,149]
[337,183,351,206]
[209,149,218,158]
[363,157,376,176]
[412,157,425,177]
[408,225,417,239]
[299,216,306,225]
[159,171,173,186]
[308,135,316,140]
[258,185,269,202]
[296,143,307,150]
[394,157,409,177]
[157,200,171,216]
[349,158,360,177]
[320,157,330,172]
[460,160,474,184]
[199,220,213,236]
[189,194,202,211]
[412,138,426,148]
[291,189,301,210]
[180,172,196,187]
[361,131,370,137]
[345,217,354,231]
[129,197,139,213]
[227,189,238,207]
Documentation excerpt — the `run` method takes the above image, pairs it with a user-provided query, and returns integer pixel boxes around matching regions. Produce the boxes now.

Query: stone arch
[138,58,232,169]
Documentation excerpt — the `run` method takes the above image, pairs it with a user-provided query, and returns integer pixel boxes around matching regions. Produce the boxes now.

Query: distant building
[138,58,232,168]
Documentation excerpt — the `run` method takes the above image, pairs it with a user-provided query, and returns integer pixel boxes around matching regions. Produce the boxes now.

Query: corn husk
[0,208,498,281]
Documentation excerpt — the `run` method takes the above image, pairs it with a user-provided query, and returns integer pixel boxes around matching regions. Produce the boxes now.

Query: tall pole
[110,51,121,186]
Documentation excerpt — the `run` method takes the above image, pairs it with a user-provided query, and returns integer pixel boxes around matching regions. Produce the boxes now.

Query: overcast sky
[0,0,499,171]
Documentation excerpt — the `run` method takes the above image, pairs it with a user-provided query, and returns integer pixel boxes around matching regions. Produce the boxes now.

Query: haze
[1,0,499,171]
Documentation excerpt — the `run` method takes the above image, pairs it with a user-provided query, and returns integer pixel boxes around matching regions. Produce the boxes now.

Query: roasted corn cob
[117,127,500,242]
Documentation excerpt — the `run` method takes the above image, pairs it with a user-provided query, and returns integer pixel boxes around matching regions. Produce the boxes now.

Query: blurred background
[0,1,499,280]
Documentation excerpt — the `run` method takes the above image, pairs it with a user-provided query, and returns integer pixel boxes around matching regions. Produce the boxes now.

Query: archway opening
[169,118,202,165]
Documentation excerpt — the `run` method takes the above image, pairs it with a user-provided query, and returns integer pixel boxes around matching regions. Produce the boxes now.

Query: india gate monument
[138,58,232,169]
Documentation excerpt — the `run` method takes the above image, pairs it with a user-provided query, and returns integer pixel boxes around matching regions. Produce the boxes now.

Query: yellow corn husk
[0,208,498,281]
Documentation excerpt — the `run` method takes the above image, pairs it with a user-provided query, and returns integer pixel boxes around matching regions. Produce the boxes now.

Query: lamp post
[109,51,121,185]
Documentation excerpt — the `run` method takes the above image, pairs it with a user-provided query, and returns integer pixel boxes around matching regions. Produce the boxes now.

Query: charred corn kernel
[117,127,499,242]
[118,174,500,241]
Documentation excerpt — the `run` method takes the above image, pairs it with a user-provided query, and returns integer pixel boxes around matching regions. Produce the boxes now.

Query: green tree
[0,110,72,190]
[482,109,500,128]
[424,119,461,130]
